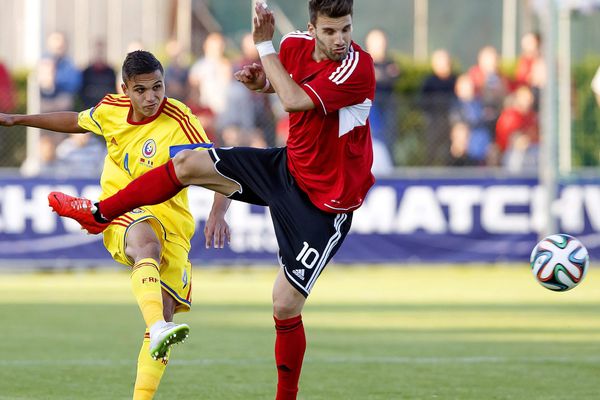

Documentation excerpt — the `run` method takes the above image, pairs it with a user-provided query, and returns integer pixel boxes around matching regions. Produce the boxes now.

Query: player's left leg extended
[133,290,179,400]
[124,221,189,359]
[103,215,191,400]
[133,328,169,400]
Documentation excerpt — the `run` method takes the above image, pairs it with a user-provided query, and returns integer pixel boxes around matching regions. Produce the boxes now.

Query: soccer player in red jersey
[50,1,375,398]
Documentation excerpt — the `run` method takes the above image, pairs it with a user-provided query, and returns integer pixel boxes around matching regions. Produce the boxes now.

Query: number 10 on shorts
[296,242,320,269]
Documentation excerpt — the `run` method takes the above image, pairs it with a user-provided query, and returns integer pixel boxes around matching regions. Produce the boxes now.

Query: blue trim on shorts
[161,281,191,307]
[169,143,213,158]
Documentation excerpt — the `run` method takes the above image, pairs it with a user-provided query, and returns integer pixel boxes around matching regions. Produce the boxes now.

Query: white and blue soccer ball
[530,234,589,292]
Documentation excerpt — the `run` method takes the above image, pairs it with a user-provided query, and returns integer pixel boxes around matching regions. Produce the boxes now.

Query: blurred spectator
[450,74,491,164]
[164,39,190,102]
[502,130,539,173]
[220,124,267,148]
[496,86,539,171]
[515,32,546,110]
[275,115,289,146]
[0,60,16,165]
[80,39,117,109]
[371,139,394,175]
[189,32,232,117]
[592,66,600,107]
[219,80,255,136]
[20,131,106,178]
[191,105,217,143]
[234,33,260,72]
[241,32,277,146]
[54,133,106,177]
[247,127,268,148]
[419,49,457,165]
[38,32,81,112]
[220,33,276,146]
[468,46,509,135]
[365,29,400,151]
[449,122,478,166]
[221,124,246,147]
[0,60,16,112]
[21,135,59,177]
[365,29,397,175]
[36,32,82,167]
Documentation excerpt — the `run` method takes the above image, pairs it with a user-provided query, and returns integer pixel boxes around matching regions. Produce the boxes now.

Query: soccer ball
[530,234,589,292]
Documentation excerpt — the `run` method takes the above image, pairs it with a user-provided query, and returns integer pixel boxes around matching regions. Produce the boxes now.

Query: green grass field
[1,264,599,399]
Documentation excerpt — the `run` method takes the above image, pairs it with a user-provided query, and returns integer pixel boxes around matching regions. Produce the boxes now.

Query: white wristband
[255,78,271,93]
[256,41,276,58]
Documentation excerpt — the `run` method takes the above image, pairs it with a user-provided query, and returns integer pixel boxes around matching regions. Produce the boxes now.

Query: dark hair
[529,31,542,44]
[121,50,164,83]
[309,0,353,25]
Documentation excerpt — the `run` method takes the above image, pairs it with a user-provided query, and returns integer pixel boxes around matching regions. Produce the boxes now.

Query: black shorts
[209,147,353,297]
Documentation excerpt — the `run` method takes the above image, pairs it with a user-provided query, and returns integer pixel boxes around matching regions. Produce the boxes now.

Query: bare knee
[273,296,304,320]
[273,302,297,320]
[126,240,161,264]
[172,149,211,185]
[172,149,240,195]
[272,269,306,319]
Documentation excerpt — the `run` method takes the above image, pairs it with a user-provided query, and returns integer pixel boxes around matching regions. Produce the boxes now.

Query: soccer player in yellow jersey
[0,50,231,400]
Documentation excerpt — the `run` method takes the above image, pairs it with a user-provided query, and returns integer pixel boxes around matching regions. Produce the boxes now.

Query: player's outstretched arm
[252,3,314,112]
[0,111,86,133]
[204,193,232,249]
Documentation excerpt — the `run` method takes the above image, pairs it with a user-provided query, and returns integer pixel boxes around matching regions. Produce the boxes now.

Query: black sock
[92,203,109,223]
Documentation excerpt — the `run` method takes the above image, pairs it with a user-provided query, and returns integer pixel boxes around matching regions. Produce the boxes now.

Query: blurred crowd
[370,30,547,173]
[0,29,598,177]
[2,31,285,178]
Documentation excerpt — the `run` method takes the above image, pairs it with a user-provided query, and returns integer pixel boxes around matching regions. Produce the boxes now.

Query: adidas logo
[292,269,305,279]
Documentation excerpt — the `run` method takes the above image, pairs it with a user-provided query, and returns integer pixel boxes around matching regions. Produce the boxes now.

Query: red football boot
[48,191,110,234]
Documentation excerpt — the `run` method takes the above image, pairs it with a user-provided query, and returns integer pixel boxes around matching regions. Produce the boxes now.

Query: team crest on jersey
[142,139,157,158]
[139,139,157,168]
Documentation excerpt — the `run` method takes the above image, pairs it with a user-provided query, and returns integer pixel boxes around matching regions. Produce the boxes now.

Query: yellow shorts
[103,207,192,313]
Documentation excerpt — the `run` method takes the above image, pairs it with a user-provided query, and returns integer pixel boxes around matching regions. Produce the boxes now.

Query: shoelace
[69,199,91,210]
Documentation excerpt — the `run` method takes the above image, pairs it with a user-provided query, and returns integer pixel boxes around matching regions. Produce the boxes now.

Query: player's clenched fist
[233,63,267,91]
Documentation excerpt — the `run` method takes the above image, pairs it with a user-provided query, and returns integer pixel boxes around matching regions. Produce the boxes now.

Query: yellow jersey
[77,94,212,251]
